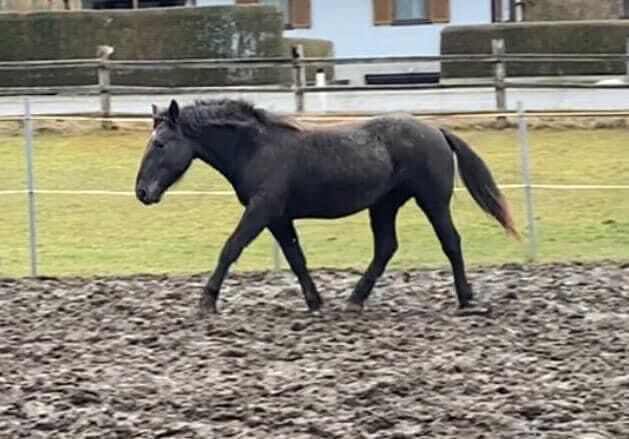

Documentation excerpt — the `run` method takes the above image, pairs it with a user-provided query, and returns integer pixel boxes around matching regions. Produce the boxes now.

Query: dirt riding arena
[1,262,628,438]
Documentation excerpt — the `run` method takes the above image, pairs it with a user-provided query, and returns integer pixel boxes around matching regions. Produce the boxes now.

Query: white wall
[284,0,492,57]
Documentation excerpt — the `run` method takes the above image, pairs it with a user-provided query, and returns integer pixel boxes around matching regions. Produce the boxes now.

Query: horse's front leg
[200,197,276,315]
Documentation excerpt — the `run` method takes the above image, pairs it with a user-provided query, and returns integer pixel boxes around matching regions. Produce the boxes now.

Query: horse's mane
[178,98,303,134]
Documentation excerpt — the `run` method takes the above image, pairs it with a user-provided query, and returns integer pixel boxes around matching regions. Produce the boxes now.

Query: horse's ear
[168,99,180,123]
[252,108,268,125]
[150,104,158,127]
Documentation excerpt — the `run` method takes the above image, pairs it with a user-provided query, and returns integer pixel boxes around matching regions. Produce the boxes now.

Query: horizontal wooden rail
[0,85,99,96]
[2,41,629,119]
[2,52,629,72]
[4,79,629,98]
[0,59,100,69]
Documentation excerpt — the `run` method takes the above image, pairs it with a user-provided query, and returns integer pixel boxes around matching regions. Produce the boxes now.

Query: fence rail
[2,39,629,123]
[2,52,629,69]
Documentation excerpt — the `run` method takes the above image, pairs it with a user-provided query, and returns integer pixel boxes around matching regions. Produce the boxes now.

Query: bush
[0,5,286,87]
[441,20,629,78]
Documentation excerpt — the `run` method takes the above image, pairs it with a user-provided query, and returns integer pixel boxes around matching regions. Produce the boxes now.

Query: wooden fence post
[492,39,507,127]
[625,37,629,81]
[291,44,305,113]
[97,45,114,130]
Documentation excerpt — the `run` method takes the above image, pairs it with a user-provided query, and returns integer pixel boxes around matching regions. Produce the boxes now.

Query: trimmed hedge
[524,0,619,21]
[441,21,629,78]
[0,5,286,87]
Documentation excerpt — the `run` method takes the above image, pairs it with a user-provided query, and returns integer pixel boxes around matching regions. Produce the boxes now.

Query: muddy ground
[1,262,628,438]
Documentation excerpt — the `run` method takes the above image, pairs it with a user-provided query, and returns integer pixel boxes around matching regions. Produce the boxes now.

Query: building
[199,0,512,57]
[196,1,516,83]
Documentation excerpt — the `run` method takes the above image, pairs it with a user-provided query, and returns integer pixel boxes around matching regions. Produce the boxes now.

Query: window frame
[372,0,450,27]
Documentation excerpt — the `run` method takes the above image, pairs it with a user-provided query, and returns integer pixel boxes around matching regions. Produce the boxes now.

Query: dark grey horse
[135,98,520,315]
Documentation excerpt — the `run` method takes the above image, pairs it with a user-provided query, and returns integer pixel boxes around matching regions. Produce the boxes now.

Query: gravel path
[1,262,628,438]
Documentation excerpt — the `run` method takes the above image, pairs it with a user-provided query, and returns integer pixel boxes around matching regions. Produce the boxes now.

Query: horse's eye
[154,141,164,149]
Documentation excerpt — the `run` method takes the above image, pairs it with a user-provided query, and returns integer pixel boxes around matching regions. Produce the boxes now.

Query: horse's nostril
[137,188,147,201]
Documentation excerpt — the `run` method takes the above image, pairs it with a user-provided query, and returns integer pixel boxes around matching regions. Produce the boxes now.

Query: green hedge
[524,0,619,21]
[0,5,287,87]
[441,21,629,78]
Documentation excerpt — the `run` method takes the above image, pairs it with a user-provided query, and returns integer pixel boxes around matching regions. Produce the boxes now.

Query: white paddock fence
[2,99,629,276]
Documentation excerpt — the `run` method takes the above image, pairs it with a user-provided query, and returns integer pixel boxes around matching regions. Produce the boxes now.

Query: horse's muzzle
[136,185,160,205]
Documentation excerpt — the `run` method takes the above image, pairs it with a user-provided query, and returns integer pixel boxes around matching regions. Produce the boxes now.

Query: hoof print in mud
[344,302,364,313]
[456,302,493,317]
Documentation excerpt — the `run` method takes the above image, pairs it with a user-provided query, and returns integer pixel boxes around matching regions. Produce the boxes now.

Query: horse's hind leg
[418,200,472,306]
[415,197,488,314]
[269,219,323,313]
[346,196,404,312]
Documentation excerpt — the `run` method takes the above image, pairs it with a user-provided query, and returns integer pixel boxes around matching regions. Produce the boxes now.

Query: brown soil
[1,262,628,438]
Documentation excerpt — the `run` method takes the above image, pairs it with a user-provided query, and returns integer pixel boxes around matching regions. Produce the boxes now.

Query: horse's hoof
[198,295,218,316]
[345,301,363,313]
[197,306,218,318]
[456,300,492,317]
[310,308,323,317]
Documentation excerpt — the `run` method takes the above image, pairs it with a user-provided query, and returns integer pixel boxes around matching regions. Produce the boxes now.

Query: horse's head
[135,99,196,205]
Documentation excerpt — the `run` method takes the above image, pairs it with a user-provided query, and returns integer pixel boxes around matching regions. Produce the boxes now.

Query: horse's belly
[292,181,391,218]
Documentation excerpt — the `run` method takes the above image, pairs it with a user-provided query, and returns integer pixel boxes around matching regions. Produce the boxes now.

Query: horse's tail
[440,128,522,241]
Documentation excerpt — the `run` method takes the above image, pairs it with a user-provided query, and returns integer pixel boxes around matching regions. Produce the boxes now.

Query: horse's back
[361,114,456,196]
[362,114,449,154]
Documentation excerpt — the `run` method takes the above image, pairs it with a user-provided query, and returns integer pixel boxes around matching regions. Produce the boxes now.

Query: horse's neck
[196,127,254,184]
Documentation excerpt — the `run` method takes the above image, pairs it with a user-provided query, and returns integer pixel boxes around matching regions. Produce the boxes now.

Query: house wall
[198,0,493,56]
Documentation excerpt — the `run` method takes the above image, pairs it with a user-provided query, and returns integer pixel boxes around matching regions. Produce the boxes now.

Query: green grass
[1,127,628,277]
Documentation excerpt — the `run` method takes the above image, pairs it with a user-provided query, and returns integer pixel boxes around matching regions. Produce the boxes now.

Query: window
[373,0,450,26]
[395,0,428,22]
[236,0,311,29]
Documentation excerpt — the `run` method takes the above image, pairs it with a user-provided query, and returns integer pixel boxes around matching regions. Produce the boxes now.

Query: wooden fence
[2,38,629,123]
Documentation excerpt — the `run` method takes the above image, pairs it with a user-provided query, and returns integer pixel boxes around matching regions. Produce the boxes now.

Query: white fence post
[315,67,328,112]
[492,39,507,127]
[97,45,114,130]
[23,97,38,277]
[516,101,539,263]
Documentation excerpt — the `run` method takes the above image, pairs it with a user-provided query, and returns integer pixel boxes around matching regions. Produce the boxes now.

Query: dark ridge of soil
[1,262,628,438]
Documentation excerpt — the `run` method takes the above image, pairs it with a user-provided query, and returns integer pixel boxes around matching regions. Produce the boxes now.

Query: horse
[135,98,520,316]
